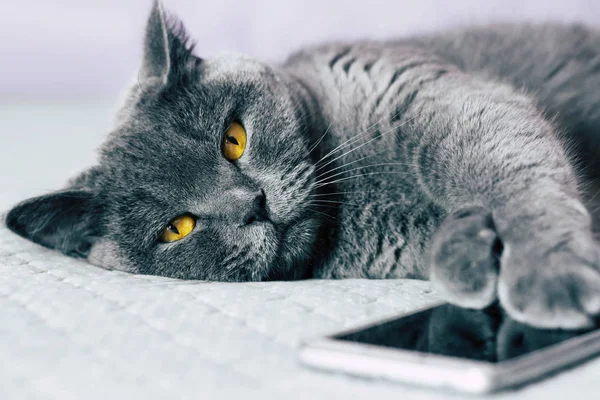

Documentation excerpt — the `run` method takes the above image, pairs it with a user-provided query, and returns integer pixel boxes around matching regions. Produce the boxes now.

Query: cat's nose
[242,190,270,225]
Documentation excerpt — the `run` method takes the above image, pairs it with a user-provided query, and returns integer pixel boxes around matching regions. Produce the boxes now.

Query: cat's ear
[140,0,201,84]
[5,190,104,258]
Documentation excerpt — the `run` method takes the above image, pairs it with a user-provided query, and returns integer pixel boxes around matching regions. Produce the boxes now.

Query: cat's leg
[405,70,600,328]
[430,199,600,329]
[535,67,600,236]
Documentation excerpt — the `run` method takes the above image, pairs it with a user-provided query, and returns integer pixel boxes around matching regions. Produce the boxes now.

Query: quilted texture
[2,104,600,399]
[3,210,600,399]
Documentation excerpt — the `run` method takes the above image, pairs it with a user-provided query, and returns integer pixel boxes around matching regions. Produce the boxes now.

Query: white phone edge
[298,302,600,394]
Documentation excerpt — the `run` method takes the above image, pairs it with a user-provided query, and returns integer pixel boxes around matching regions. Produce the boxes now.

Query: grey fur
[6,1,600,328]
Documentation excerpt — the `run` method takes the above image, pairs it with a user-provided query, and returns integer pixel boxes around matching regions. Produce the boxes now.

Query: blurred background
[1,0,599,205]
[2,0,600,101]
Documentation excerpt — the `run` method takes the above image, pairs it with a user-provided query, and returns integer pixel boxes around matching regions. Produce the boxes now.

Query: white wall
[1,0,599,100]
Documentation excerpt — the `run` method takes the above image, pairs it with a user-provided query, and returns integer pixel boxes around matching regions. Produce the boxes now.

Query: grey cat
[6,0,600,329]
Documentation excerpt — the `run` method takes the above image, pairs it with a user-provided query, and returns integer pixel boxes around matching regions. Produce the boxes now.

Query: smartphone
[299,302,600,394]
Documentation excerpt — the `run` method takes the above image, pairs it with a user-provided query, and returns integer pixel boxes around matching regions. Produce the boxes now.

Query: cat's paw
[429,206,502,308]
[498,236,600,329]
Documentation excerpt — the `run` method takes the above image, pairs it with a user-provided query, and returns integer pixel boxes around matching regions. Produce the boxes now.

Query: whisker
[307,206,338,222]
[308,191,374,197]
[315,114,418,174]
[314,123,378,167]
[314,171,410,189]
[314,103,412,167]
[307,121,333,156]
[308,199,364,208]
[316,150,389,180]
[313,114,388,167]
[315,162,410,186]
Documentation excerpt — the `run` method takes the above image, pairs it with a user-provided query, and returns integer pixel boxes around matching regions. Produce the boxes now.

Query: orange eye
[223,121,247,161]
[159,214,196,243]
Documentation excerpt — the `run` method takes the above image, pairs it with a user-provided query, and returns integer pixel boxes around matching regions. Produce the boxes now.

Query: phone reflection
[336,304,595,362]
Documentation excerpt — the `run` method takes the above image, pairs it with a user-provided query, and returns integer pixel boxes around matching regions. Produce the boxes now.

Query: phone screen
[335,304,600,362]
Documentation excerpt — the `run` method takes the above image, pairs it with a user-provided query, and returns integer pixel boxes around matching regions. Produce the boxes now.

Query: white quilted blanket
[3,223,600,400]
[2,104,600,399]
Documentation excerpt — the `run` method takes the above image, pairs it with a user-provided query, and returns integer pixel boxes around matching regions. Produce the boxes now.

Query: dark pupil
[227,136,239,145]
[167,224,180,235]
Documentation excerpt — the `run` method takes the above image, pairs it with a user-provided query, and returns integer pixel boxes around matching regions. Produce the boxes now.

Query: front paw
[498,235,600,329]
[429,206,502,309]
[430,206,600,329]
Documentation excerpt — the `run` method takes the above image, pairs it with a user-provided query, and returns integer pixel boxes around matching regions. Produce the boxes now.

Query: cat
[6,0,600,329]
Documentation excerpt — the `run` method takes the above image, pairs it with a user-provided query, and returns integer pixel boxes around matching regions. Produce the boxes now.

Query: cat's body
[7,1,600,329]
[285,24,600,280]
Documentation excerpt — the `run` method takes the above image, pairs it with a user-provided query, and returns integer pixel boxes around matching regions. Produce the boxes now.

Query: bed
[2,103,600,399]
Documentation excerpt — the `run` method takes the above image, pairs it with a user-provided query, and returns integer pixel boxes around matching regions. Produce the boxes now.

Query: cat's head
[5,1,325,281]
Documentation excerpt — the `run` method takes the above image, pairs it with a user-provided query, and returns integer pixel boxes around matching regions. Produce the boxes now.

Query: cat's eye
[223,121,247,161]
[159,214,196,243]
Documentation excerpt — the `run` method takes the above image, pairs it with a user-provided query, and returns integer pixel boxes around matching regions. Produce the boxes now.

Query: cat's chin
[88,239,135,273]
[266,217,320,280]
